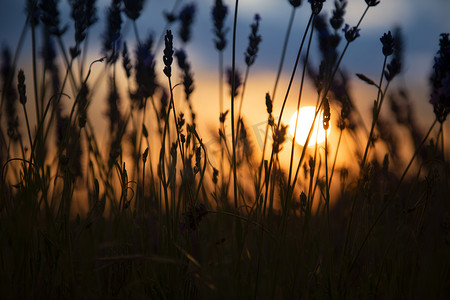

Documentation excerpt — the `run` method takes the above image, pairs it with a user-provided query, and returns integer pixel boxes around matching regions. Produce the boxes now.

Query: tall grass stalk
[230,0,239,210]
[328,125,343,187]
[30,19,40,123]
[360,56,389,169]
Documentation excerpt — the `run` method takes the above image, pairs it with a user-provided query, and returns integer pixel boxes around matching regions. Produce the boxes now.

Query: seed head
[245,14,262,67]
[102,0,122,64]
[77,83,89,128]
[365,0,380,7]
[212,0,229,51]
[343,24,360,42]
[430,33,450,123]
[40,0,67,36]
[142,147,149,164]
[272,124,288,154]
[315,15,340,69]
[323,98,331,130]
[123,0,146,21]
[308,0,326,15]
[106,77,122,135]
[177,112,185,134]
[265,92,272,114]
[178,3,196,43]
[289,0,303,8]
[122,42,132,78]
[212,168,219,185]
[163,30,174,77]
[219,110,229,123]
[384,58,401,81]
[226,67,242,97]
[175,49,195,100]
[330,0,347,30]
[135,34,157,103]
[380,31,394,57]
[17,69,27,105]
[194,146,202,174]
[70,0,93,58]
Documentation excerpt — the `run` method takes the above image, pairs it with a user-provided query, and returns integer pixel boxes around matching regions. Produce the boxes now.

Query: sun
[289,106,330,147]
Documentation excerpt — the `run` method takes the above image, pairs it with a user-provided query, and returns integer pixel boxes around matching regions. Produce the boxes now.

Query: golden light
[289,106,330,147]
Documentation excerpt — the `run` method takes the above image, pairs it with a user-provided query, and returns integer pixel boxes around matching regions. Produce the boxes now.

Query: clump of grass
[0,1,449,298]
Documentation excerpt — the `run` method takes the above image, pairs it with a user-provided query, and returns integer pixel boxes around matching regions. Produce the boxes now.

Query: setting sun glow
[289,106,330,147]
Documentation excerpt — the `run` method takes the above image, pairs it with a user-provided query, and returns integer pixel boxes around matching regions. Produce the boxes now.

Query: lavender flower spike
[163,30,174,78]
[343,24,360,42]
[289,0,303,8]
[365,0,380,7]
[244,14,262,67]
[308,0,326,15]
[212,0,229,51]
[430,33,450,123]
[123,0,146,21]
[380,31,394,57]
[178,3,196,43]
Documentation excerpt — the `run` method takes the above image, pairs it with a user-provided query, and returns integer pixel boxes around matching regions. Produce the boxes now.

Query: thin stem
[272,6,297,102]
[287,16,315,192]
[360,56,388,169]
[356,5,370,29]
[21,103,34,161]
[31,22,40,122]
[235,66,250,143]
[218,51,225,196]
[441,124,449,200]
[133,20,141,46]
[230,0,239,210]
[219,50,224,115]
[329,128,343,187]
[325,129,330,228]
[168,77,185,166]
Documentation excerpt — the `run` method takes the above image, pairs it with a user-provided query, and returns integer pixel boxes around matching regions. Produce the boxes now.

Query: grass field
[1,0,449,298]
